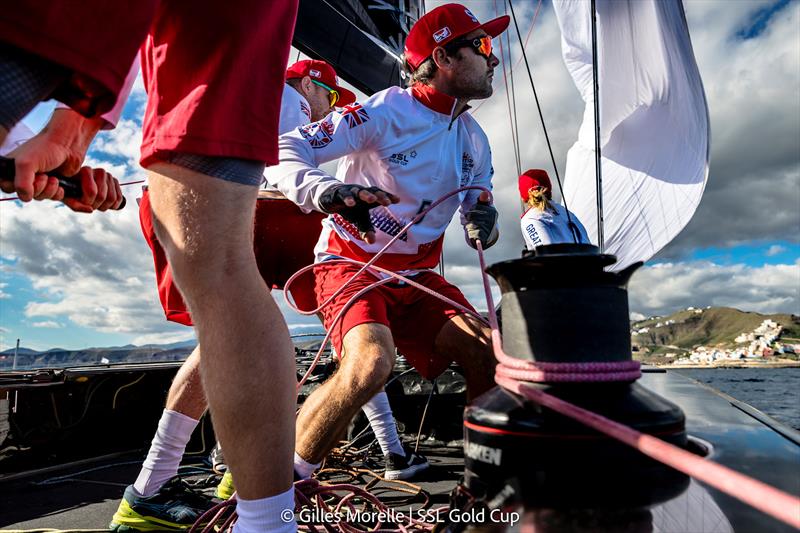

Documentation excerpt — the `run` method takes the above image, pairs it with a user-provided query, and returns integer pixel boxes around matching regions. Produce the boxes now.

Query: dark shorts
[313,262,475,380]
[139,189,324,326]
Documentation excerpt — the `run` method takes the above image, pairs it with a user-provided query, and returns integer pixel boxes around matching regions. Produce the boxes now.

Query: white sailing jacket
[265,84,495,272]
[520,203,590,250]
[261,84,313,193]
[278,83,312,135]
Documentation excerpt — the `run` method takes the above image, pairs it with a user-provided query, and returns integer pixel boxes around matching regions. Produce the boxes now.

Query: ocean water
[674,367,800,430]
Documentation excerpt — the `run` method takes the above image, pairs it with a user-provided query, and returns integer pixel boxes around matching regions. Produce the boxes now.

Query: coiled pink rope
[473,240,800,529]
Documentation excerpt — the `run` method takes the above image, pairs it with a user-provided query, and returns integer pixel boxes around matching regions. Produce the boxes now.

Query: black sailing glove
[318,184,399,243]
[464,198,499,250]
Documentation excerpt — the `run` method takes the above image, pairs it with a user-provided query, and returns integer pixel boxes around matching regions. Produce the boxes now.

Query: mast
[590,0,604,252]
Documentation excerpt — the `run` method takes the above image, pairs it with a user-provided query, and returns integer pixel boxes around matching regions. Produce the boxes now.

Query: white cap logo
[464,8,478,23]
[309,69,321,78]
[433,26,451,43]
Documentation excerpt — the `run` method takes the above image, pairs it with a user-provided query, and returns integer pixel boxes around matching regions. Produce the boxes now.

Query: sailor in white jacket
[265,3,509,481]
[519,168,589,250]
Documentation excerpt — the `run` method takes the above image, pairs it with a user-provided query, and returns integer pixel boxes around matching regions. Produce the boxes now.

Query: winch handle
[0,156,126,210]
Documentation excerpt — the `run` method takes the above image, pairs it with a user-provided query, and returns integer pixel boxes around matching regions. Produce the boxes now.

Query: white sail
[553,0,710,270]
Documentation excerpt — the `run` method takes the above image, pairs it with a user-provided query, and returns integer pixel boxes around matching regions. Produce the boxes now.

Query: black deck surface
[0,443,463,531]
[2,370,799,532]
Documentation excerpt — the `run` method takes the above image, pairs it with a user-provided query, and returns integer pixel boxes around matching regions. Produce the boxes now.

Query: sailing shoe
[209,441,228,473]
[215,470,236,500]
[384,446,430,480]
[109,476,214,531]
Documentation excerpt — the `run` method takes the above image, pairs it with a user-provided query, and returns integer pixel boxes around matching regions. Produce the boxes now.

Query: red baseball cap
[519,169,552,200]
[404,3,510,70]
[285,59,357,107]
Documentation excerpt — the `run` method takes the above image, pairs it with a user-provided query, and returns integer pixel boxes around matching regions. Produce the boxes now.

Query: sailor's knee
[341,352,394,403]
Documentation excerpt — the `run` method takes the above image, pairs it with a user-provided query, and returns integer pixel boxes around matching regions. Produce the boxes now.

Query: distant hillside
[0,343,197,370]
[2,307,797,370]
[632,307,800,354]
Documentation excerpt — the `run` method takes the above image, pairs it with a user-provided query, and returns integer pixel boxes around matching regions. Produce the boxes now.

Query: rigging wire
[503,0,523,178]
[506,0,579,242]
[590,0,605,251]
[494,0,521,178]
[470,0,541,115]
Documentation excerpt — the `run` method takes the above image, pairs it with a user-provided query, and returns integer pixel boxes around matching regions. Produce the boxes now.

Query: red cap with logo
[404,3,510,71]
[519,169,553,200]
[285,59,357,107]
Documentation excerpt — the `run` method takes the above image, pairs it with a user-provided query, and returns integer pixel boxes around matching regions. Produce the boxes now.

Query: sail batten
[554,0,710,270]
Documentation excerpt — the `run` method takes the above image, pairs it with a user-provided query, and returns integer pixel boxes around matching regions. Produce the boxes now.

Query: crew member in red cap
[284,59,357,126]
[519,168,589,250]
[266,3,509,481]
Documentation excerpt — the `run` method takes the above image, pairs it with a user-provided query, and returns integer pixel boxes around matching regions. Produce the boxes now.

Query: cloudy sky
[0,0,798,352]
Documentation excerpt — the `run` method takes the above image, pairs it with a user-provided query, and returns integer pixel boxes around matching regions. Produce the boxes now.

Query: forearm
[265,137,340,212]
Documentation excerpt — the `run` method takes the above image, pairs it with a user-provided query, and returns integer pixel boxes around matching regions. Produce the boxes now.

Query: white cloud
[90,118,143,169]
[0,196,186,342]
[31,321,63,329]
[0,282,9,299]
[767,244,787,256]
[629,259,800,316]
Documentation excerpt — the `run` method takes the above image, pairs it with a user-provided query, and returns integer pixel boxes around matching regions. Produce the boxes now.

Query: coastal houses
[675,319,785,365]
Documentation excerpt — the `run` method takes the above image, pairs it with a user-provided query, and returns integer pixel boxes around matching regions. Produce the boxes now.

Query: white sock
[233,486,296,533]
[133,409,198,497]
[362,390,404,456]
[293,452,320,480]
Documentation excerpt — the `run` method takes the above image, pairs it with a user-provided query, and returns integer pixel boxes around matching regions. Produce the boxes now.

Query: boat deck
[1,369,799,532]
[0,442,464,531]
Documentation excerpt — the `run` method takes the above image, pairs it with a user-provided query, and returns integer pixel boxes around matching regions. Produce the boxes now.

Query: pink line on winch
[473,238,800,529]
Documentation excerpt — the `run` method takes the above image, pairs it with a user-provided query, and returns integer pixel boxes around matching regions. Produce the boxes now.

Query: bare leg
[435,314,496,401]
[166,347,207,419]
[146,162,296,499]
[296,323,395,463]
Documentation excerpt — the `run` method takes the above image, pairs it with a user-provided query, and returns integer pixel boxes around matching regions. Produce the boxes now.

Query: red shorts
[0,1,157,115]
[313,262,475,380]
[139,0,298,166]
[139,189,324,326]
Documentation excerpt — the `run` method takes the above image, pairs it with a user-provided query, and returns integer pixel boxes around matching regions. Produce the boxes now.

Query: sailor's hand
[5,134,82,203]
[464,191,499,249]
[319,184,399,244]
[61,166,124,213]
[5,108,104,206]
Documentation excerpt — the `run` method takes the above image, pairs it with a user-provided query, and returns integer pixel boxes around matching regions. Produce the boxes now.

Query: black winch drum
[461,244,689,512]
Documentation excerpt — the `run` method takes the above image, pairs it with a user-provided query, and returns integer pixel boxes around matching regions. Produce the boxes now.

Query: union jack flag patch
[340,104,370,128]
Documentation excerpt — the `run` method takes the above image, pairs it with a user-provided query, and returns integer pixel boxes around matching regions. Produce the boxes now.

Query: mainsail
[553,0,710,270]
